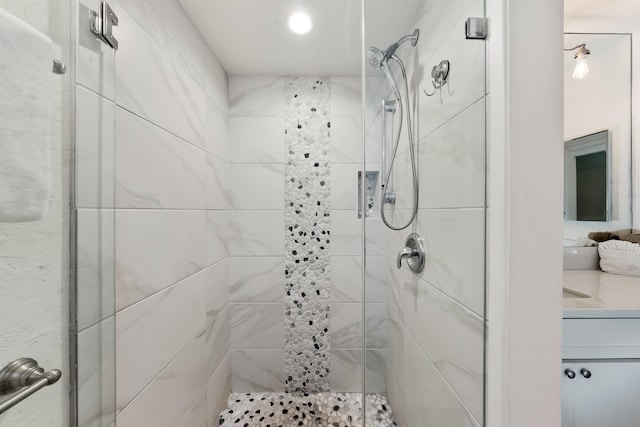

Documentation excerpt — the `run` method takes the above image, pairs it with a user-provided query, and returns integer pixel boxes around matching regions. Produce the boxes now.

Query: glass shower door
[363,1,487,425]
[0,1,72,425]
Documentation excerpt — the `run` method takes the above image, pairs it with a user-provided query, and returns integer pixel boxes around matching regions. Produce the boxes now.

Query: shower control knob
[564,368,576,379]
[580,368,592,379]
[396,233,426,273]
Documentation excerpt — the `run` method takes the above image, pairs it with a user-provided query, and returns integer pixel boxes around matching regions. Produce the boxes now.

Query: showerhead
[367,46,385,69]
[368,49,400,98]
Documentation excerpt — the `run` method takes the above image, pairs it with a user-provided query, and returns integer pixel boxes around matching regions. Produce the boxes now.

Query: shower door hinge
[465,17,488,40]
[90,1,119,50]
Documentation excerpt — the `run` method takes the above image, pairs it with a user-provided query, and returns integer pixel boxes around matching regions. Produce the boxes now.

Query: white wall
[565,7,640,233]
[563,34,632,242]
[0,1,71,426]
[485,0,564,426]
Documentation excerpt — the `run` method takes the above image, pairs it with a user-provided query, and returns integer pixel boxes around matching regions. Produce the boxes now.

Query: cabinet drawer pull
[564,368,576,379]
[580,368,592,379]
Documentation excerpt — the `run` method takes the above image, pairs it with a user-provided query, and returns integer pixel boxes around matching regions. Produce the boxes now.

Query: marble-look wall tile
[206,211,229,266]
[75,87,115,209]
[331,256,363,302]
[330,116,362,164]
[112,0,210,90]
[330,77,361,117]
[331,256,387,303]
[229,257,284,303]
[76,208,114,331]
[77,0,115,99]
[403,277,484,420]
[385,257,406,321]
[365,217,388,256]
[387,309,405,382]
[403,332,479,427]
[415,1,485,140]
[115,209,206,309]
[330,303,362,349]
[365,303,388,349]
[327,349,386,394]
[115,6,207,148]
[228,164,285,210]
[205,97,229,160]
[77,264,115,331]
[329,350,361,392]
[330,164,360,210]
[230,350,285,392]
[116,271,206,412]
[77,317,115,427]
[229,304,284,348]
[416,208,485,315]
[365,256,387,303]
[205,154,231,210]
[229,117,285,164]
[179,389,206,427]
[115,107,206,209]
[206,307,230,379]
[330,210,362,256]
[116,334,206,427]
[366,350,387,394]
[228,76,284,117]
[418,99,485,209]
[77,208,115,269]
[228,210,284,256]
[203,261,229,323]
[206,355,231,427]
[385,364,405,426]
[204,54,229,114]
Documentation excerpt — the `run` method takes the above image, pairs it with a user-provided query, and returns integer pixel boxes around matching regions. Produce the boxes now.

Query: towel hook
[424,60,454,102]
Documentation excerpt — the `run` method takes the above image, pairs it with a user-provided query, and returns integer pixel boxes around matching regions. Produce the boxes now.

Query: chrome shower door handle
[0,358,62,415]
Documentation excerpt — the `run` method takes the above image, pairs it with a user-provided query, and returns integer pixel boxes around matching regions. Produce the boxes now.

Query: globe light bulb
[572,55,589,80]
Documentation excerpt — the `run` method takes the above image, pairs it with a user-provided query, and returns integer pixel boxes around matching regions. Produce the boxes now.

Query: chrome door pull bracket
[0,358,61,415]
[90,1,119,50]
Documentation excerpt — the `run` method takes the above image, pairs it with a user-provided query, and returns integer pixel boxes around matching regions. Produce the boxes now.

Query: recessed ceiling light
[288,12,312,34]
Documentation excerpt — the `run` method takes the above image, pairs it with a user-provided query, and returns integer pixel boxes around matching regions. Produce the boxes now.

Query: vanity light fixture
[564,44,591,80]
[288,12,312,34]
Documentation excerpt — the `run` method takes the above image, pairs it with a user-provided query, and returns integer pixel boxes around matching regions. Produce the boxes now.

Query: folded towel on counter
[598,240,640,277]
[588,231,619,242]
[620,234,640,244]
[0,7,53,222]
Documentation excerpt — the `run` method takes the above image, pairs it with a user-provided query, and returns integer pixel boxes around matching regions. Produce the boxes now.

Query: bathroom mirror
[563,33,633,244]
[564,130,611,222]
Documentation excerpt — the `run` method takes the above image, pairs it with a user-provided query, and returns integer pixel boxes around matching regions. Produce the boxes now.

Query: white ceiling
[178,0,422,76]
[565,0,640,32]
[178,0,640,76]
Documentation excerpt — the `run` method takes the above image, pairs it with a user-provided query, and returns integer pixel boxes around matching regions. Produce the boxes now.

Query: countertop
[563,270,640,318]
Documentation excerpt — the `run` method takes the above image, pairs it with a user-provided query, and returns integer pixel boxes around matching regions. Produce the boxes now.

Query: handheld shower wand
[367,30,420,231]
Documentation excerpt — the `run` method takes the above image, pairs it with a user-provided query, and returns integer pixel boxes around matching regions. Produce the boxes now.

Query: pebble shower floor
[218,392,398,426]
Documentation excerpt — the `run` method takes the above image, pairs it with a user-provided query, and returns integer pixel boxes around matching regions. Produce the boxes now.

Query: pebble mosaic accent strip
[218,392,398,427]
[284,77,332,393]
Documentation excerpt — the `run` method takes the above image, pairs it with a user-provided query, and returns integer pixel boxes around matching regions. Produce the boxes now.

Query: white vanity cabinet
[562,318,640,427]
[562,360,640,427]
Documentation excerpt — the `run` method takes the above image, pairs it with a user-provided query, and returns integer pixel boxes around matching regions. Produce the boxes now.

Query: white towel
[0,7,53,222]
[598,240,640,277]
